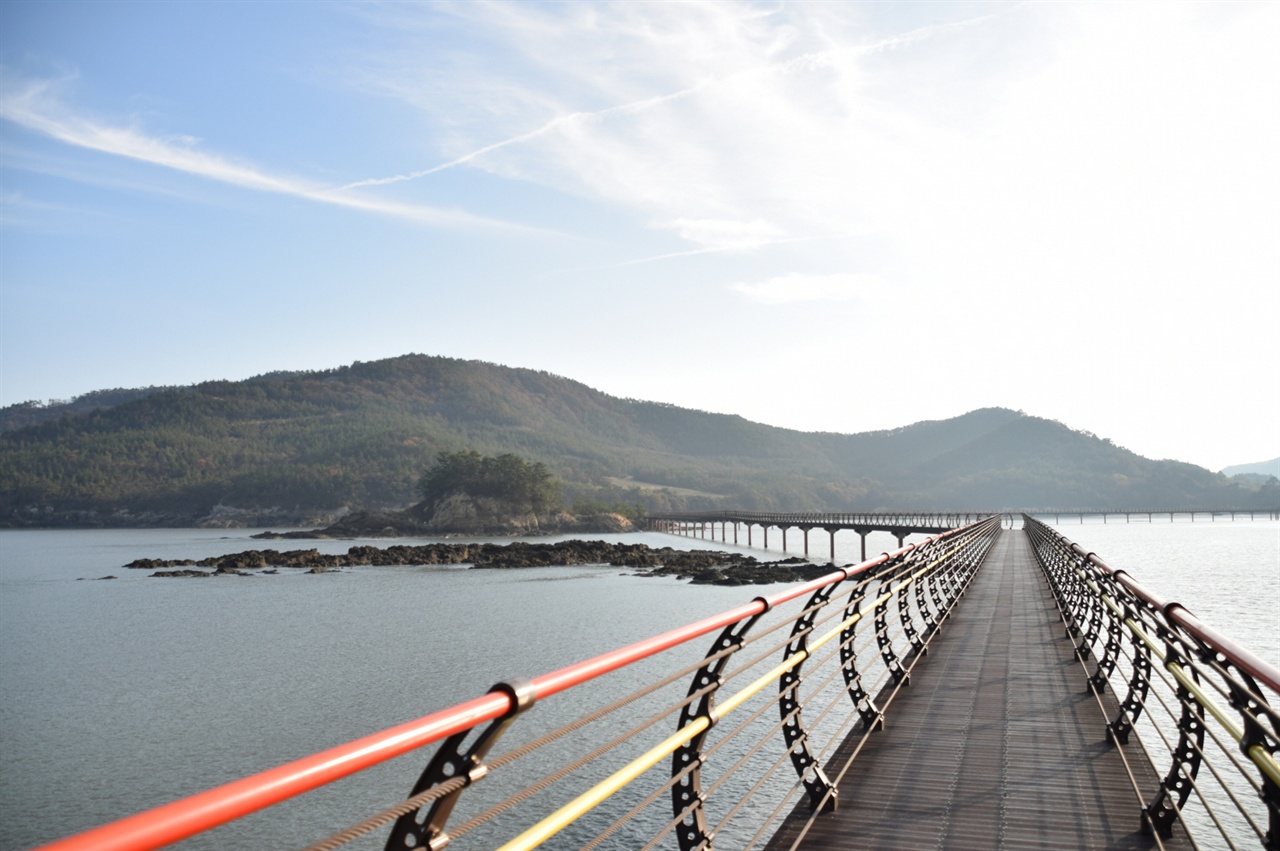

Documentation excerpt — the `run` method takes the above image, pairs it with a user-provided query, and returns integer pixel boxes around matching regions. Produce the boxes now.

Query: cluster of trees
[417,451,561,515]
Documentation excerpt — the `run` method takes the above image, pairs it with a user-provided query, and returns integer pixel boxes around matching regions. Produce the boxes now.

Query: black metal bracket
[1142,637,1205,840]
[876,562,909,687]
[1108,599,1151,746]
[673,605,766,851]
[839,587,882,731]
[385,678,536,851]
[779,583,840,813]
[1223,665,1280,849]
[1089,576,1122,695]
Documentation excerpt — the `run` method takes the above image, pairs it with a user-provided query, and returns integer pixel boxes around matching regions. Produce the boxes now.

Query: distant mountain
[1221,457,1280,478]
[1,354,1272,527]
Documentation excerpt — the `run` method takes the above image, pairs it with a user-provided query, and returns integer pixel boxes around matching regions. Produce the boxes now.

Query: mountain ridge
[1,354,1274,528]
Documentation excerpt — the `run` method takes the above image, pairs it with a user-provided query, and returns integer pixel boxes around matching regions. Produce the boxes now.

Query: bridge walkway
[765,530,1185,851]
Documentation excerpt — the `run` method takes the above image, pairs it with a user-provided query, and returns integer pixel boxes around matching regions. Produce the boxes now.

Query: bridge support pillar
[852,528,870,562]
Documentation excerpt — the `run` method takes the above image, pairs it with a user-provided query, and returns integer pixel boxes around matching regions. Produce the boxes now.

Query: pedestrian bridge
[36,517,1279,850]
[648,511,989,560]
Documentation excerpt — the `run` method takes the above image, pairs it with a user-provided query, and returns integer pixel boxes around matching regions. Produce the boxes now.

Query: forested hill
[1,354,1273,527]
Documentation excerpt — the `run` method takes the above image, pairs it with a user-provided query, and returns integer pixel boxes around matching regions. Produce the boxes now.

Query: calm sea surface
[1,519,1276,850]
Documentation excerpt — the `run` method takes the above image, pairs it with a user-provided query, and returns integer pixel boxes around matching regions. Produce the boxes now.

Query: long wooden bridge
[34,515,1279,851]
[649,508,1280,560]
[648,511,990,560]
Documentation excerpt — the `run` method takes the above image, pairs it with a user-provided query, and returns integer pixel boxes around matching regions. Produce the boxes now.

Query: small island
[121,451,846,584]
[253,450,644,538]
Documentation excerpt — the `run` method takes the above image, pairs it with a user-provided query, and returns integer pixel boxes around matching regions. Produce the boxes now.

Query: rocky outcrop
[420,494,540,535]
[126,540,845,585]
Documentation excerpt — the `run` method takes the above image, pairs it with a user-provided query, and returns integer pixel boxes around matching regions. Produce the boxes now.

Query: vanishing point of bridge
[36,515,1279,851]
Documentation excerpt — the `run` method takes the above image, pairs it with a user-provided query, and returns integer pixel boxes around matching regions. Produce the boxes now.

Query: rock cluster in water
[125,541,843,586]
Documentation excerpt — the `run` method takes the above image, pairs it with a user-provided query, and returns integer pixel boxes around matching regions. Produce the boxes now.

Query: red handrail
[34,522,986,851]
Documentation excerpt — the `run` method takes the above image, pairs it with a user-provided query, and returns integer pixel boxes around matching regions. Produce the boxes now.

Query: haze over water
[1,519,1275,850]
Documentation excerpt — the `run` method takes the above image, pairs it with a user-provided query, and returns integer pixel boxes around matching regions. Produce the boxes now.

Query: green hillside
[1,354,1272,527]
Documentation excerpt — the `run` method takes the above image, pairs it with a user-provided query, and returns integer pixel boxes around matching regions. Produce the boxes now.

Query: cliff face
[419,494,542,535]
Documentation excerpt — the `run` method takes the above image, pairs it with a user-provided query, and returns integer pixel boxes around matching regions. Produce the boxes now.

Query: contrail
[334,8,998,193]
[335,87,699,191]
[0,76,539,231]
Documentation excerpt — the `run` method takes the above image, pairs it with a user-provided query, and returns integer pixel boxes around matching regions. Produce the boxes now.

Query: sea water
[1,520,1275,850]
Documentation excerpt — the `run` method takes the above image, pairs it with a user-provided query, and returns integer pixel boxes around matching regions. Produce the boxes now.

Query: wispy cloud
[1,189,55,227]
[0,73,519,230]
[346,2,1009,252]
[350,0,1280,288]
[731,272,871,305]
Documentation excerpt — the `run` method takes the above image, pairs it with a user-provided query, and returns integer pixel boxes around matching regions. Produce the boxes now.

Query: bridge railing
[37,517,1002,851]
[1024,515,1280,848]
[648,510,987,529]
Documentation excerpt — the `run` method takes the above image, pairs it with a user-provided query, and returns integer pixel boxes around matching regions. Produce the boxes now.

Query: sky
[1,1,1277,473]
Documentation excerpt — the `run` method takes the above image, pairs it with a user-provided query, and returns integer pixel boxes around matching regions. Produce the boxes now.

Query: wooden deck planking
[764,530,1183,851]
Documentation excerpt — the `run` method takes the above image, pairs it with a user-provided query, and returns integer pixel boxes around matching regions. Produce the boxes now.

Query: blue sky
[2,1,1277,472]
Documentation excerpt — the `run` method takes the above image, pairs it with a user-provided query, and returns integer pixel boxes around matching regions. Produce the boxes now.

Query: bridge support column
[802,527,809,556]
[782,527,788,553]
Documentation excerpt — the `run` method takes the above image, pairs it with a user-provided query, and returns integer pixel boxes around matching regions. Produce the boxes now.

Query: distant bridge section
[1030,507,1280,523]
[647,511,991,561]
